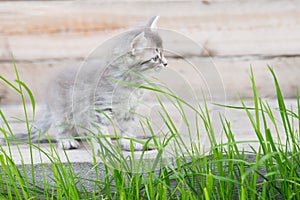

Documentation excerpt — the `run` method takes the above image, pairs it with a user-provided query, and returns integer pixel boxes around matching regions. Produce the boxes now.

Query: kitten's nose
[161,57,168,67]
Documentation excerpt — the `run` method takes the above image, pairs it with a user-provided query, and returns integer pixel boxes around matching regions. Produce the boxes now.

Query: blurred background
[0,0,300,105]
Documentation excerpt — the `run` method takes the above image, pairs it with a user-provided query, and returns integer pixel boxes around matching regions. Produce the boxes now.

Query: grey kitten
[6,16,167,151]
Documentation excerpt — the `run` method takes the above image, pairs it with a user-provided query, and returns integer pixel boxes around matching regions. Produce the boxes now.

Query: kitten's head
[127,16,167,72]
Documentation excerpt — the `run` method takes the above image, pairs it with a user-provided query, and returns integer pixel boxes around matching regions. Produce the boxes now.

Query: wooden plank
[0,1,299,61]
[0,59,77,104]
[1,56,300,104]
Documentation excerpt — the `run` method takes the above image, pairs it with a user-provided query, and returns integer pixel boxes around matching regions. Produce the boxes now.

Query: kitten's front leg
[55,125,80,150]
[118,113,154,151]
[90,110,114,154]
[90,124,113,154]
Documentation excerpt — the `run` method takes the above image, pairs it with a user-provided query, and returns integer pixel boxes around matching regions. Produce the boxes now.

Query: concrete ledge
[0,99,297,198]
[4,154,279,198]
[0,99,297,164]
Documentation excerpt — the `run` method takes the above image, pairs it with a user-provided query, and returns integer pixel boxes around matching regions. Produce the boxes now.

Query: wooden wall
[0,1,299,104]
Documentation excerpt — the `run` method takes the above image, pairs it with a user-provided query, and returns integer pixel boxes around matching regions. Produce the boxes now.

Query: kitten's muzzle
[161,57,168,67]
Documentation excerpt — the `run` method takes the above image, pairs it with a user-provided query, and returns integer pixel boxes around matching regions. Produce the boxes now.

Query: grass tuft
[0,64,299,199]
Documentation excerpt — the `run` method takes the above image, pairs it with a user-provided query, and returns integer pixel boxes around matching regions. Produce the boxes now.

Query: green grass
[0,64,300,199]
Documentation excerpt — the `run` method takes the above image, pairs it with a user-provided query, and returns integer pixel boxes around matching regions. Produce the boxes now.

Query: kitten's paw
[58,139,80,150]
[119,138,155,151]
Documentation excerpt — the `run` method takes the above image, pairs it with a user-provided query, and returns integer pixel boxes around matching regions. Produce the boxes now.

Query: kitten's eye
[152,55,160,62]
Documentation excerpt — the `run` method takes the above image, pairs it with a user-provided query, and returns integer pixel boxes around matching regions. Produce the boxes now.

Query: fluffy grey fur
[6,16,167,151]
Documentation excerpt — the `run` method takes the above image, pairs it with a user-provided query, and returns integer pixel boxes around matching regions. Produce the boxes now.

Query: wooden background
[0,0,300,104]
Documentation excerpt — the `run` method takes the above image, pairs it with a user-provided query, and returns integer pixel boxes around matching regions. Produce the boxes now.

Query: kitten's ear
[142,16,159,32]
[130,32,147,55]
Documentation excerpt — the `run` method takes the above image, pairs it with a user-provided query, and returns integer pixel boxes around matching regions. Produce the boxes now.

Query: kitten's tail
[1,106,54,145]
